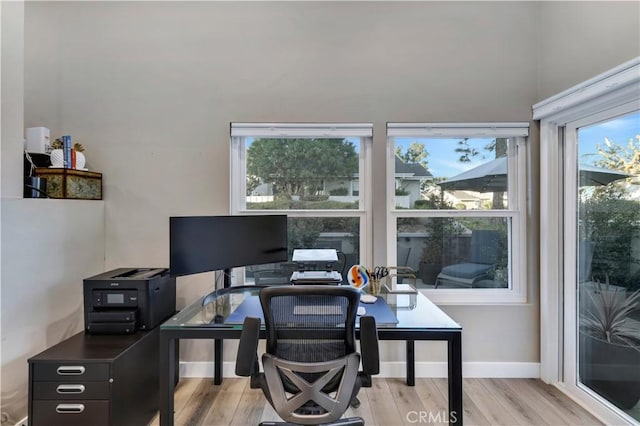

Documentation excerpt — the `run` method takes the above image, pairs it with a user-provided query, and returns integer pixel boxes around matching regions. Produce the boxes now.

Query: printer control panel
[92,290,138,308]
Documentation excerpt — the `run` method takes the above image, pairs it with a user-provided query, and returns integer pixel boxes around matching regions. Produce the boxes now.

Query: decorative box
[34,168,102,200]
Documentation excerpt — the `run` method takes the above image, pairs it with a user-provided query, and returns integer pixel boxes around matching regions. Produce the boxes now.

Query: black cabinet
[28,328,159,426]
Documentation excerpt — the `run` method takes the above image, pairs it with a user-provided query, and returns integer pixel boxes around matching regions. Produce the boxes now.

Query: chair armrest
[235,316,261,376]
[359,315,379,375]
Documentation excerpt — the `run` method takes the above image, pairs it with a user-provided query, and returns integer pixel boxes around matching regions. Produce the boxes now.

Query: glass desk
[159,286,463,426]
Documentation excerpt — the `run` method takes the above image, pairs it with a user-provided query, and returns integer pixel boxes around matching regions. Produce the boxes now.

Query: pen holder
[370,278,382,296]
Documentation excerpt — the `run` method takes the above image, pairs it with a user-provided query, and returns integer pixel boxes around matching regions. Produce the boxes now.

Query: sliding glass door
[566,108,640,422]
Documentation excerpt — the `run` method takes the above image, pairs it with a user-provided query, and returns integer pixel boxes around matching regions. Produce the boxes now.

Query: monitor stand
[223,267,232,288]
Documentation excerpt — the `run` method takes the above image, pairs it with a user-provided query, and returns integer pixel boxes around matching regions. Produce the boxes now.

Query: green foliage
[246,175,261,196]
[587,135,640,201]
[247,199,293,210]
[408,195,459,264]
[595,135,640,176]
[301,194,330,202]
[455,137,507,163]
[247,138,358,197]
[396,142,432,193]
[395,188,409,196]
[288,218,323,254]
[395,142,429,169]
[420,218,460,265]
[454,138,479,163]
[287,217,359,259]
[581,277,640,348]
[247,199,357,210]
[579,135,640,290]
[413,200,431,209]
[274,193,292,201]
[413,192,452,210]
[329,187,349,196]
[579,197,640,287]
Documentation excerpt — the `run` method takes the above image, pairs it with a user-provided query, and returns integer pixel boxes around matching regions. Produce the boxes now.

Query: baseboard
[180,361,540,379]
[14,416,28,426]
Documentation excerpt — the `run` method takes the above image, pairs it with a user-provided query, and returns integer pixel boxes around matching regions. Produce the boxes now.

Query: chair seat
[261,352,361,425]
[440,262,492,279]
[260,418,364,426]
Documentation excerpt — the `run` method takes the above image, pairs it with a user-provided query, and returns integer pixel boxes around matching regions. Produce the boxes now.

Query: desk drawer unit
[32,362,110,381]
[28,329,159,426]
[29,361,113,426]
[32,381,110,400]
[31,400,109,426]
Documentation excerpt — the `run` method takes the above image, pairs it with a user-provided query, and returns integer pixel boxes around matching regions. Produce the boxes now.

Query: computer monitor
[169,215,288,280]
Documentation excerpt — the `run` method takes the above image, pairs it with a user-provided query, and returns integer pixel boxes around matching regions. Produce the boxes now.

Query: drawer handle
[56,384,85,394]
[56,366,85,375]
[55,404,85,414]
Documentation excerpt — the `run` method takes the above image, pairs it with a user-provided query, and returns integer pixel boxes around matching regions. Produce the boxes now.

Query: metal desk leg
[160,332,176,426]
[406,340,415,386]
[448,332,463,425]
[214,339,223,385]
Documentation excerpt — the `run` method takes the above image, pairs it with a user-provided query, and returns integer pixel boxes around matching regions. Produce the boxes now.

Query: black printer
[83,268,176,334]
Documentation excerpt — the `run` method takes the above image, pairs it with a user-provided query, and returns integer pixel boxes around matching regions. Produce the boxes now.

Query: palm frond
[579,276,640,346]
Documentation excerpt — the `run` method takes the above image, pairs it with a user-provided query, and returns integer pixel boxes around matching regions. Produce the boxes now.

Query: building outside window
[231,123,372,285]
[387,123,529,304]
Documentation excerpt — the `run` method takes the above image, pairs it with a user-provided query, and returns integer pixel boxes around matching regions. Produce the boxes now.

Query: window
[570,110,640,423]
[535,57,640,424]
[231,123,372,285]
[387,123,529,304]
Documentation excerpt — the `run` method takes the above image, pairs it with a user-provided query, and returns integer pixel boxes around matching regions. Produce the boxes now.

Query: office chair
[435,230,502,288]
[236,285,379,425]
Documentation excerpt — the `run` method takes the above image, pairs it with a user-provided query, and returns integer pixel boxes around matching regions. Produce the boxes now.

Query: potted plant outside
[579,277,640,410]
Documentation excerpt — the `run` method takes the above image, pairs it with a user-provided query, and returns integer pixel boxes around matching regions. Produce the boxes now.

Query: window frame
[535,57,640,425]
[230,123,373,285]
[386,123,529,305]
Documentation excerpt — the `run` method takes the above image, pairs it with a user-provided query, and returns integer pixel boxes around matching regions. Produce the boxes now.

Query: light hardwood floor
[150,377,603,425]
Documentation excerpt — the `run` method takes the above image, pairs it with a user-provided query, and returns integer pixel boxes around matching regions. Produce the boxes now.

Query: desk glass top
[162,285,461,331]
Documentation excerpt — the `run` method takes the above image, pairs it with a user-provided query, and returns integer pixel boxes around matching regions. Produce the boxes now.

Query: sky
[578,110,640,165]
[245,110,640,181]
[395,137,502,179]
[397,111,640,179]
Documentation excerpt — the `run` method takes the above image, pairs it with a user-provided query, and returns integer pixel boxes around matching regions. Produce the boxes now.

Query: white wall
[537,1,640,101]
[20,1,640,373]
[1,1,636,422]
[1,1,25,198]
[0,200,105,425]
[1,2,106,424]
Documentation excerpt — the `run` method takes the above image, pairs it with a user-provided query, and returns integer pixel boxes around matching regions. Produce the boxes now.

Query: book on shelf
[62,135,72,169]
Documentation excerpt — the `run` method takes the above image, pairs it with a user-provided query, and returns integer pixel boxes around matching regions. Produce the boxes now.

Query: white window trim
[231,123,374,138]
[387,123,529,305]
[230,123,374,279]
[534,57,640,425]
[388,122,529,138]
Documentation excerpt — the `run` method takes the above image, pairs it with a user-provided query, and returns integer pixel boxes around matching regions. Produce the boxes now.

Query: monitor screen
[170,215,288,277]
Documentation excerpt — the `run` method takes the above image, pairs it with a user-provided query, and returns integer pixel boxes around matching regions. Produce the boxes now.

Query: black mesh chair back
[236,285,379,426]
[263,289,358,361]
